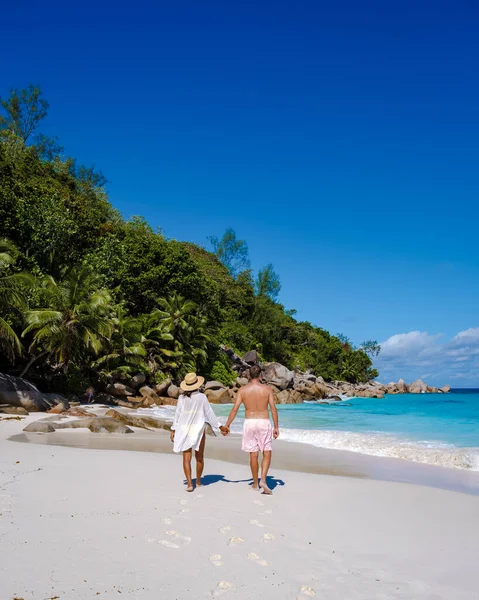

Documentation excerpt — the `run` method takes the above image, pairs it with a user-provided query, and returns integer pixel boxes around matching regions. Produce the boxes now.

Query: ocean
[148,389,479,471]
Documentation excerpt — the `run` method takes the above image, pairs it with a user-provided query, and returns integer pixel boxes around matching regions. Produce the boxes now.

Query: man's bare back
[240,379,274,419]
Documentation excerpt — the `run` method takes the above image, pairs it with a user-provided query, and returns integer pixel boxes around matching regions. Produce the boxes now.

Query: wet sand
[12,424,479,495]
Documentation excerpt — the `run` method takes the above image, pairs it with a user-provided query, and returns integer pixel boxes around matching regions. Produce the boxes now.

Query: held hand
[220,425,229,436]
[170,431,175,443]
[273,428,279,439]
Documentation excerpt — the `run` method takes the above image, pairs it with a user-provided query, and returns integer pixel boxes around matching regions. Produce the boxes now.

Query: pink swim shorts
[241,419,273,453]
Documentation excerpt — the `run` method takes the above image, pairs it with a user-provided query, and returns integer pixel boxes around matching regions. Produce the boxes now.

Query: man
[223,365,279,494]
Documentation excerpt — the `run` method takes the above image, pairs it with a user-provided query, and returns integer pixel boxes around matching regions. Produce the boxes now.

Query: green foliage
[23,265,114,373]
[208,228,250,279]
[0,238,33,361]
[208,360,236,387]
[360,339,381,358]
[0,85,380,389]
[255,263,281,300]
[0,84,49,143]
[204,349,236,386]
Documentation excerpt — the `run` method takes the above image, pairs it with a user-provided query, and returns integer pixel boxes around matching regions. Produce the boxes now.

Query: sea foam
[137,406,479,471]
[278,427,479,471]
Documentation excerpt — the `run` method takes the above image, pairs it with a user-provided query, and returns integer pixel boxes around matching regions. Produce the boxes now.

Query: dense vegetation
[0,86,379,393]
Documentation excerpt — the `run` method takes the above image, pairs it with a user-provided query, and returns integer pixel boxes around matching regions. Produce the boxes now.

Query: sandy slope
[1,416,478,600]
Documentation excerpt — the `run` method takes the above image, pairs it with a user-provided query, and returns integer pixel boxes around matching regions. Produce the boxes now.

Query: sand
[1,414,478,599]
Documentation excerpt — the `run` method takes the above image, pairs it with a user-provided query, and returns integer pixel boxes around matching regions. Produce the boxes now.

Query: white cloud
[374,328,479,387]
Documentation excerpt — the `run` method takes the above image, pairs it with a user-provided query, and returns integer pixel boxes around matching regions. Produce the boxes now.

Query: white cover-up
[171,392,222,453]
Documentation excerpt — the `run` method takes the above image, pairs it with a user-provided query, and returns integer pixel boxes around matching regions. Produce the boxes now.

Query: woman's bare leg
[195,433,206,486]
[182,449,194,491]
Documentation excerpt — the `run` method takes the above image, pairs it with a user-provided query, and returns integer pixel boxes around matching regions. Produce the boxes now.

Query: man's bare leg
[260,451,272,494]
[182,449,194,491]
[195,433,206,487]
[249,451,259,489]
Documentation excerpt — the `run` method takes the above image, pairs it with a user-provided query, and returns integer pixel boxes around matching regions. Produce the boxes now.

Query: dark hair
[249,365,262,379]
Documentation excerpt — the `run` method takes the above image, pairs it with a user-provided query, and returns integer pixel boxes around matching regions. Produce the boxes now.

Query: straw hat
[180,372,205,392]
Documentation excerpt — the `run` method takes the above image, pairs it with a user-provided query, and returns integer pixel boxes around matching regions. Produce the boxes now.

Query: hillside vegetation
[0,86,379,392]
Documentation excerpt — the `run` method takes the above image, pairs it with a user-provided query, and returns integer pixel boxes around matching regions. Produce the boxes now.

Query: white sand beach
[2,414,479,600]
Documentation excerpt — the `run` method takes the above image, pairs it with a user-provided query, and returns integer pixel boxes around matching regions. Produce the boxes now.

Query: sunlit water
[144,389,479,471]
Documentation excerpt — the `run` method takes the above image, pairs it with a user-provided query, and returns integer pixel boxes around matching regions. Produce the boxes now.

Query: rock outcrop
[263,363,294,390]
[105,383,135,397]
[205,388,231,404]
[407,379,428,394]
[0,374,68,412]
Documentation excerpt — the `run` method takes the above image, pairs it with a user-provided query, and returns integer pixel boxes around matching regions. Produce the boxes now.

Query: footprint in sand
[212,581,233,597]
[179,499,188,505]
[219,525,231,534]
[146,537,156,543]
[228,536,244,546]
[209,554,223,566]
[253,499,264,506]
[158,539,180,549]
[178,508,190,514]
[263,533,275,543]
[297,585,316,597]
[247,552,269,566]
[161,517,172,525]
[249,519,264,528]
[165,530,191,546]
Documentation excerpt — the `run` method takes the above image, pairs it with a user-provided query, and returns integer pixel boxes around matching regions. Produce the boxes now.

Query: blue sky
[2,1,479,385]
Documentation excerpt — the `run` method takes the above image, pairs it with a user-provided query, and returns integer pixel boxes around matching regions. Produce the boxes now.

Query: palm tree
[340,354,359,383]
[0,238,32,361]
[22,264,114,374]
[153,293,212,377]
[92,305,147,378]
[136,312,176,374]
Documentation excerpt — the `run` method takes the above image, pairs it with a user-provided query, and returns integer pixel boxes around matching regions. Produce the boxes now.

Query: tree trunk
[19,351,49,378]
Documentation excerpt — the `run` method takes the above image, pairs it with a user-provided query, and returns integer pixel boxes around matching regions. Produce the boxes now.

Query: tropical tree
[22,265,114,375]
[360,339,381,358]
[208,228,250,279]
[153,293,212,376]
[0,84,62,159]
[92,305,146,378]
[339,353,360,383]
[0,238,32,361]
[255,263,281,300]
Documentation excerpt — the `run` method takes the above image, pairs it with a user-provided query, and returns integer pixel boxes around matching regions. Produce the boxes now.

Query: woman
[170,372,228,491]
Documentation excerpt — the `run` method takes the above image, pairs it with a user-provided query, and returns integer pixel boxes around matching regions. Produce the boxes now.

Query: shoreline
[11,414,479,496]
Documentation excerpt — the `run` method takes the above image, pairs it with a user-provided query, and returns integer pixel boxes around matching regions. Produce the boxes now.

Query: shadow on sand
[187,474,285,490]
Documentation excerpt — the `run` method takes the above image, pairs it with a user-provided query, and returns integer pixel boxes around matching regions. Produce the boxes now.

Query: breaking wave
[278,427,479,471]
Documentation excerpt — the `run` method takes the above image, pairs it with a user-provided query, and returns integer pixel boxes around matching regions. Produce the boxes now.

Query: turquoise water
[212,389,479,470]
